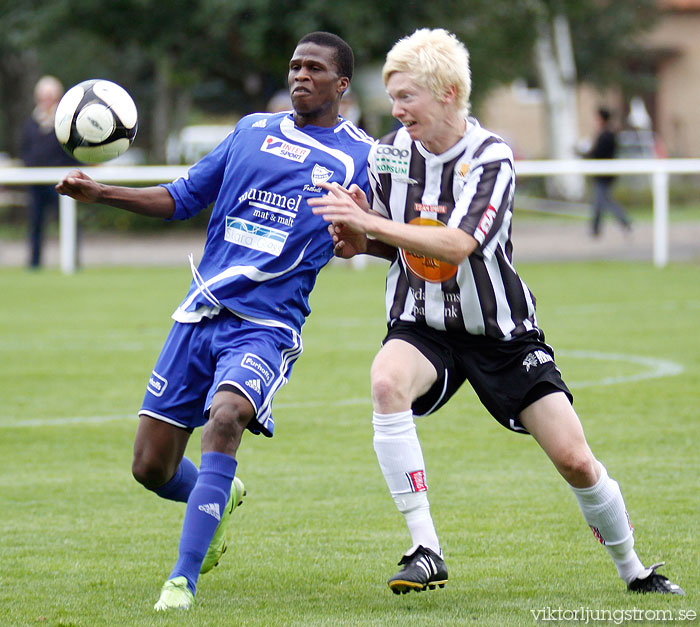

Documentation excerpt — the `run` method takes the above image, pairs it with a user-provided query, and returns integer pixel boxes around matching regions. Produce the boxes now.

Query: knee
[208,406,246,439]
[557,450,600,488]
[204,394,254,452]
[371,369,410,411]
[132,454,172,491]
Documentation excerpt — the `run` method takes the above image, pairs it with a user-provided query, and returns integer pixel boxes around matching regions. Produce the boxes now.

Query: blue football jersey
[164,112,374,332]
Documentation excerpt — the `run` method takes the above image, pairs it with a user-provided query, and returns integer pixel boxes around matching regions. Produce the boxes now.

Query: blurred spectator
[21,75,77,268]
[339,88,363,127]
[586,107,632,237]
[266,90,293,113]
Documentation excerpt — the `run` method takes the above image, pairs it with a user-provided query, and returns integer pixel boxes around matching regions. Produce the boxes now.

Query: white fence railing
[2,159,700,273]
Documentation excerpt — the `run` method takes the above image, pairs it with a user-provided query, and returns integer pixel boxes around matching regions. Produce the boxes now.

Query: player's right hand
[56,169,101,204]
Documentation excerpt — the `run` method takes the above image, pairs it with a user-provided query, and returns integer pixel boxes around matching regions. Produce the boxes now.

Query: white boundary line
[557,350,684,389]
[2,352,684,428]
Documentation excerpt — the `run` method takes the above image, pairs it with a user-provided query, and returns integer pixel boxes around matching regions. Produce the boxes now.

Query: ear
[442,85,457,105]
[337,76,350,95]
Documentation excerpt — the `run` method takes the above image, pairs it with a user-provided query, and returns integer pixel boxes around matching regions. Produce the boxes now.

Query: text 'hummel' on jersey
[260,135,311,162]
[225,216,288,257]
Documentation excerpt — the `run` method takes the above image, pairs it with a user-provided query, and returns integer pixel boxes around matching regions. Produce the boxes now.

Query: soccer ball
[54,79,138,164]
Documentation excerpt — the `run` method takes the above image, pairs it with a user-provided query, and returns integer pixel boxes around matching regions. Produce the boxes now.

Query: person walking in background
[310,28,683,598]
[587,107,632,237]
[21,76,76,268]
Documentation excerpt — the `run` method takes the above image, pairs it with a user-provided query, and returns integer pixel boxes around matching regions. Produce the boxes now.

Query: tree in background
[530,0,657,199]
[0,0,657,170]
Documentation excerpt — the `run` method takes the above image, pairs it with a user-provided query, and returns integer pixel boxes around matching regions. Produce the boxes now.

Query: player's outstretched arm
[311,181,477,265]
[56,170,175,219]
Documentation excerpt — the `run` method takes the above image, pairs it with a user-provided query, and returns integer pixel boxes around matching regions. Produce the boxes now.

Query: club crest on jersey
[241,353,274,386]
[456,160,470,179]
[260,135,310,162]
[225,216,288,257]
[304,163,334,193]
[312,163,333,186]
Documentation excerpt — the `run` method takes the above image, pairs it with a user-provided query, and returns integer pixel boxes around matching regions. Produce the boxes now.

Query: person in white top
[309,28,683,597]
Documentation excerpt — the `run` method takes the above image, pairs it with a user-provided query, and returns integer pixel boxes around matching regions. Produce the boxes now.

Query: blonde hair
[382,28,471,115]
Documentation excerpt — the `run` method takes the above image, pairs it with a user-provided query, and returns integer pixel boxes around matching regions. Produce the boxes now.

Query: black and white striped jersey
[369,118,538,340]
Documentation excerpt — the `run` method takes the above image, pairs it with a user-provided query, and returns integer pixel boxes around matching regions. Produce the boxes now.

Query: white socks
[570,462,645,583]
[372,410,440,554]
[373,412,644,581]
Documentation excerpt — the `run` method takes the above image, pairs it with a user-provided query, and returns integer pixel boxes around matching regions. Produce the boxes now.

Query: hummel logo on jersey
[252,118,267,128]
[198,502,221,521]
[260,135,310,162]
[245,378,261,394]
[522,350,554,372]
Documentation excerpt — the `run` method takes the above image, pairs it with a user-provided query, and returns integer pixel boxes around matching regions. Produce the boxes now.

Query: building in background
[478,0,700,159]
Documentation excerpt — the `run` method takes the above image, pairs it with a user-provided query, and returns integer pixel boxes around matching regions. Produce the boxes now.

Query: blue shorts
[140,310,303,437]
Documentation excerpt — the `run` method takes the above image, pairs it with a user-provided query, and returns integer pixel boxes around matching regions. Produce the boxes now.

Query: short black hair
[296,31,354,81]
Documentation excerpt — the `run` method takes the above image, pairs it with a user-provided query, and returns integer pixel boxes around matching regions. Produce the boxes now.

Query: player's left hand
[327,222,367,258]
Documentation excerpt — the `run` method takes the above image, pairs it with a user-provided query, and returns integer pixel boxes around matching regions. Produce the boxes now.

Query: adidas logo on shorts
[245,378,262,394]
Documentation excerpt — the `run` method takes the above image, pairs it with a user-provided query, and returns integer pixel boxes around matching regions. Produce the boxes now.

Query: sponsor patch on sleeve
[475,204,498,244]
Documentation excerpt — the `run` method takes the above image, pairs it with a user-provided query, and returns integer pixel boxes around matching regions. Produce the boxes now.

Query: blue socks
[154,457,199,503]
[169,452,237,594]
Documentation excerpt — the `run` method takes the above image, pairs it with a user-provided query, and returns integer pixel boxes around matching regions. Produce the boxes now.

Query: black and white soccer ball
[54,79,138,164]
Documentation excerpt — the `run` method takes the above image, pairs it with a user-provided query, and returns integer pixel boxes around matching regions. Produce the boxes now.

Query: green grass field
[1,260,698,626]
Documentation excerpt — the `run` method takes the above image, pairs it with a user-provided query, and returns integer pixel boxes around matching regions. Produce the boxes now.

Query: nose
[294,65,311,82]
[391,100,404,119]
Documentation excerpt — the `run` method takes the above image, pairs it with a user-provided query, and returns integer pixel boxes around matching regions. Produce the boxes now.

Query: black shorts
[383,321,573,433]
